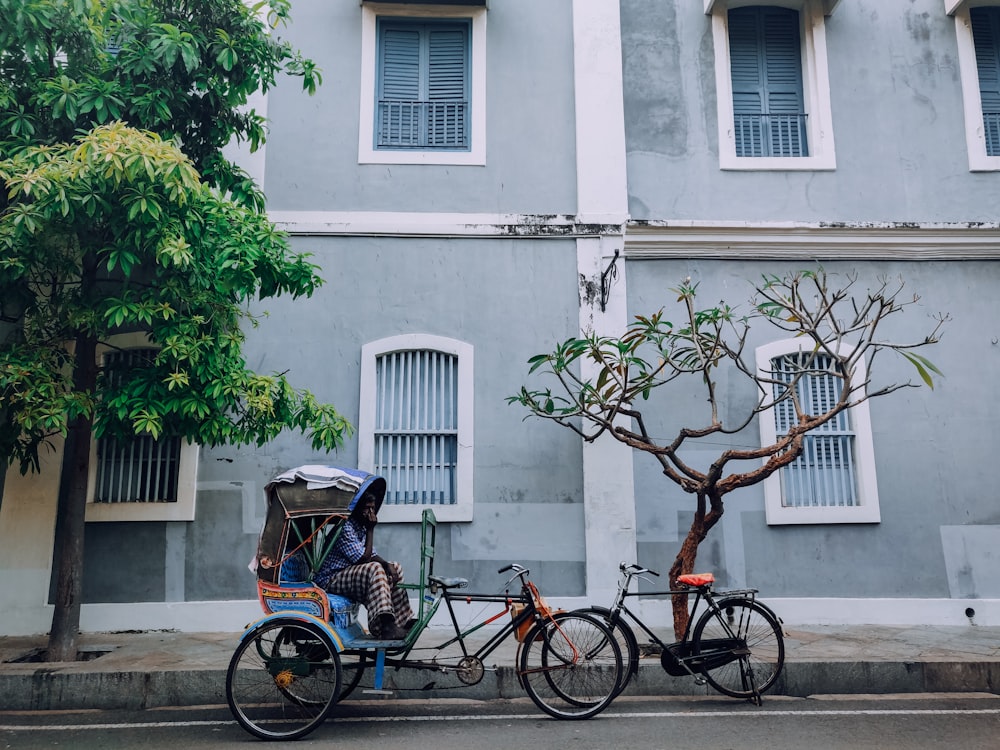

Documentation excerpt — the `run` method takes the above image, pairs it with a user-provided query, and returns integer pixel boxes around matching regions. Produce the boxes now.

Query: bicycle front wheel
[691,597,784,699]
[518,612,623,720]
[226,619,342,741]
[574,606,639,697]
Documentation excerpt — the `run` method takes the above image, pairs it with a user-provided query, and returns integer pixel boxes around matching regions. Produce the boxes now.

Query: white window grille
[770,351,858,508]
[360,334,474,522]
[756,339,880,525]
[374,349,458,506]
[95,348,181,504]
[87,336,198,522]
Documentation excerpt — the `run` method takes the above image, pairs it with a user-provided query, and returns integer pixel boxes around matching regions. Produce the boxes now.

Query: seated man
[313,490,414,641]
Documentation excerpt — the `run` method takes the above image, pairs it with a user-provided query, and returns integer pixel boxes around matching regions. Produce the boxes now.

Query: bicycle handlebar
[619,561,659,577]
[498,563,527,575]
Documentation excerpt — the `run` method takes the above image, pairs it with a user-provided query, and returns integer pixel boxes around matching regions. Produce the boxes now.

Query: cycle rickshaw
[226,465,624,741]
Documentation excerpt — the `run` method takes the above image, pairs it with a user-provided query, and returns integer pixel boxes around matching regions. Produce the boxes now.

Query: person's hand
[361,504,378,528]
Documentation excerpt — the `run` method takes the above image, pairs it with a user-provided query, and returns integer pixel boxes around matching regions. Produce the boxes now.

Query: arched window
[756,339,880,524]
[359,334,474,522]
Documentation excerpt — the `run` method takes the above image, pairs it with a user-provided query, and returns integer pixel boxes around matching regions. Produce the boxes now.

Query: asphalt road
[2,694,999,749]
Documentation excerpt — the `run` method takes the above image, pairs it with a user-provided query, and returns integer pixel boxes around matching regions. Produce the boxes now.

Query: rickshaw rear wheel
[226,619,342,741]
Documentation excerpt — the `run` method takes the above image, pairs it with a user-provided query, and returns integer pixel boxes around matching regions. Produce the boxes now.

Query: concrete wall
[621,0,1000,222]
[626,259,999,608]
[263,0,578,214]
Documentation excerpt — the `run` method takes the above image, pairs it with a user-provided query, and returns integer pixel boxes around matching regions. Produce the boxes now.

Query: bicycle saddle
[428,575,469,589]
[676,573,714,587]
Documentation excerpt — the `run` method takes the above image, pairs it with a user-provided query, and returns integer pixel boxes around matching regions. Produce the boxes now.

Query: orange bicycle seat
[677,573,714,587]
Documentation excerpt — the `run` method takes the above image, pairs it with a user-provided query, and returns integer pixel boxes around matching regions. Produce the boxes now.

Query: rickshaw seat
[257,579,360,628]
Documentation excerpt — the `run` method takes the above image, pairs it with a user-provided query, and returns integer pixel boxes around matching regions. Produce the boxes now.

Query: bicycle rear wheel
[574,606,639,697]
[691,597,784,700]
[226,619,342,741]
[518,612,623,719]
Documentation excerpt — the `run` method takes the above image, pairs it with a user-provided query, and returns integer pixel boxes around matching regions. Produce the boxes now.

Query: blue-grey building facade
[1,0,997,635]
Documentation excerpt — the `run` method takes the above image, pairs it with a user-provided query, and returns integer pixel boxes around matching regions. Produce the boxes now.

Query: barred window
[359,335,474,522]
[95,348,181,503]
[756,340,880,525]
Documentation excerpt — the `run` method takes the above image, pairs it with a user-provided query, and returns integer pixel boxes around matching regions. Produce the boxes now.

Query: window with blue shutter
[770,352,857,509]
[376,19,470,150]
[728,6,808,157]
[971,7,1000,157]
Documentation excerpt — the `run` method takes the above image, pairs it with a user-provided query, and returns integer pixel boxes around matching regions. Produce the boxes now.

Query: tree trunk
[666,491,724,640]
[47,333,97,662]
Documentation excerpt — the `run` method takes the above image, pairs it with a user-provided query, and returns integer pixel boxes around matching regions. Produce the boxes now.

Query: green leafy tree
[0,0,339,662]
[0,0,321,209]
[510,270,947,637]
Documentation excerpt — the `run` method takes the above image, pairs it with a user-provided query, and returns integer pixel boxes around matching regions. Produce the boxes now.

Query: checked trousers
[323,561,414,636]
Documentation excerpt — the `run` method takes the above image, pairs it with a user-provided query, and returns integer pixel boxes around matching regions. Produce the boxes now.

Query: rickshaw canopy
[256,465,386,584]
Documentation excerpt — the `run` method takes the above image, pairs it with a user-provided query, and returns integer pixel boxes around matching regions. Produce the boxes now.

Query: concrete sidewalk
[0,624,998,712]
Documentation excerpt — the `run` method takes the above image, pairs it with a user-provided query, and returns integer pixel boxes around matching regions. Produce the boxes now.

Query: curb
[2,659,997,712]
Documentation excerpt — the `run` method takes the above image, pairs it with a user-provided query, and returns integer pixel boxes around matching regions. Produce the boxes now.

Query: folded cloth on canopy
[270,464,368,491]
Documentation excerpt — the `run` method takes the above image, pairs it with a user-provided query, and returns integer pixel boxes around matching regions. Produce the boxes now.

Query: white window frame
[86,333,199,523]
[359,2,487,166]
[358,334,474,522]
[708,0,837,170]
[755,339,880,525]
[950,1,1000,170]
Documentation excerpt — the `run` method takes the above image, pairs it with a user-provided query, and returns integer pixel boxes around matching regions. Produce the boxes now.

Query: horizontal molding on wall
[626,221,1000,261]
[269,211,627,239]
[271,213,1000,260]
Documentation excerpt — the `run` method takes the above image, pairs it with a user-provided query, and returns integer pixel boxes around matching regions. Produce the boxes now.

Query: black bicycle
[576,563,785,705]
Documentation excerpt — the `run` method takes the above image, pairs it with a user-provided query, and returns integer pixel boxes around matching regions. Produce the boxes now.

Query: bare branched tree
[510,268,947,636]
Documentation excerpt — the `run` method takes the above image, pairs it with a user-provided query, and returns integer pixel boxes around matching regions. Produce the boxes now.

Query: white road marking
[3,707,1000,731]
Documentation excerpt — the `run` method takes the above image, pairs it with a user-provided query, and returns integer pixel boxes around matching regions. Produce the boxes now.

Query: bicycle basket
[510,603,533,642]
[511,582,559,642]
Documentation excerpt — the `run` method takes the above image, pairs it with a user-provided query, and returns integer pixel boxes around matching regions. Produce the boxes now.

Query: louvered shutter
[730,8,765,156]
[728,7,807,157]
[376,20,470,150]
[971,7,1000,156]
[378,27,421,147]
[427,28,468,147]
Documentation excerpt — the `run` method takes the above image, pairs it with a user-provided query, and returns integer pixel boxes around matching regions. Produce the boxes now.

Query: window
[952,2,1000,169]
[359,3,487,165]
[730,7,808,157]
[86,334,198,522]
[756,340,879,525]
[358,334,474,522]
[377,19,470,150]
[708,1,837,170]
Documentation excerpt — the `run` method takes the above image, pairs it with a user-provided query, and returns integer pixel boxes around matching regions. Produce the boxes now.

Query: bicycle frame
[609,571,761,681]
[342,566,548,690]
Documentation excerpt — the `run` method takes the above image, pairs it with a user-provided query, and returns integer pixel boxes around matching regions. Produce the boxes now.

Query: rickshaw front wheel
[226,619,342,741]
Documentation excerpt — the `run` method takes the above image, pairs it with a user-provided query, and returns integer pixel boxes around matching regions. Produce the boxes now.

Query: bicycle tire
[226,619,342,741]
[518,612,623,720]
[691,597,784,700]
[574,605,640,697]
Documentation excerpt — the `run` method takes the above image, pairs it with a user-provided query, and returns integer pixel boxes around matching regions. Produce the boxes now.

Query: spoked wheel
[574,606,639,697]
[518,612,623,719]
[691,597,785,701]
[226,619,342,741]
